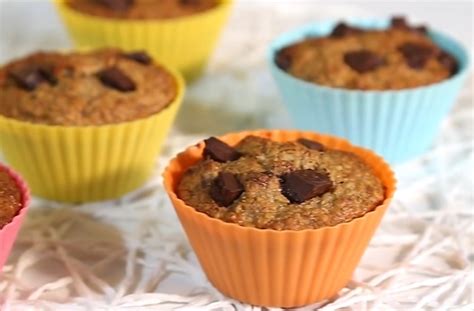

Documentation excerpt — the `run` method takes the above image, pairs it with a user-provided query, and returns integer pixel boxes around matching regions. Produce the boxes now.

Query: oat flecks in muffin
[178,136,385,230]
[275,16,458,90]
[0,49,177,126]
[67,0,218,20]
[0,168,22,229]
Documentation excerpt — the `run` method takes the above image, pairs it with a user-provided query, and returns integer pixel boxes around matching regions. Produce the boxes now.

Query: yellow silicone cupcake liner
[0,66,185,203]
[54,0,233,80]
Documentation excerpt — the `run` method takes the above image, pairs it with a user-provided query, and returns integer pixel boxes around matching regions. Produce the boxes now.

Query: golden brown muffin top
[66,0,218,20]
[0,168,22,229]
[178,136,384,230]
[0,49,177,126]
[275,17,458,90]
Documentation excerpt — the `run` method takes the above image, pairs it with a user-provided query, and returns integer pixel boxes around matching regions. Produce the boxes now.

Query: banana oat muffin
[0,49,177,126]
[178,135,384,230]
[275,16,458,90]
[66,0,218,19]
[0,167,22,229]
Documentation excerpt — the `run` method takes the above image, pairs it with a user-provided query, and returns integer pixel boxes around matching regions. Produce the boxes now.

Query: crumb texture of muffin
[0,49,177,126]
[275,16,458,90]
[178,136,385,230]
[66,0,218,20]
[0,168,22,229]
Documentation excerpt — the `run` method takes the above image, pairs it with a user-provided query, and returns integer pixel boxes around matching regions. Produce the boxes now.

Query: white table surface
[0,1,473,310]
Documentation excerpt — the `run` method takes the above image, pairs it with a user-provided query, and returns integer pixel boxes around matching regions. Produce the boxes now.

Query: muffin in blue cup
[268,17,469,164]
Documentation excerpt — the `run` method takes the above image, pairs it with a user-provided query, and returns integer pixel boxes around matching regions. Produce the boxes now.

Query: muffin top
[0,167,22,229]
[66,0,218,19]
[178,135,385,230]
[0,49,177,126]
[275,16,458,90]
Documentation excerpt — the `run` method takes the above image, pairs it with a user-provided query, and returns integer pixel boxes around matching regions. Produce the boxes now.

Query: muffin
[269,17,469,164]
[0,164,30,270]
[275,16,458,90]
[178,135,384,230]
[0,49,177,126]
[55,0,233,79]
[0,49,184,202]
[66,0,218,19]
[0,167,22,229]
[164,130,396,307]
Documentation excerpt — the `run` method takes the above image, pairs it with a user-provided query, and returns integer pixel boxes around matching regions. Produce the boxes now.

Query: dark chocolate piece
[97,67,136,92]
[398,42,435,69]
[210,172,244,207]
[297,138,325,151]
[280,169,332,203]
[344,50,385,73]
[203,137,241,163]
[330,22,363,38]
[437,51,458,75]
[9,67,45,91]
[124,51,152,65]
[275,50,292,71]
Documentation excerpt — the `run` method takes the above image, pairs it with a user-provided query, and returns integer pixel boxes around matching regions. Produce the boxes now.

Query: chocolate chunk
[437,51,458,75]
[344,50,385,73]
[398,42,435,69]
[124,51,152,65]
[297,138,325,151]
[98,0,133,11]
[275,50,292,71]
[9,67,46,91]
[210,172,244,207]
[180,0,200,5]
[97,67,136,92]
[330,22,363,38]
[391,16,408,29]
[414,25,428,35]
[203,137,241,163]
[38,66,58,85]
[280,169,332,203]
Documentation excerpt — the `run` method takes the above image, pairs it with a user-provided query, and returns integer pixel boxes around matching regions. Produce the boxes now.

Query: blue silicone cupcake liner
[268,19,470,164]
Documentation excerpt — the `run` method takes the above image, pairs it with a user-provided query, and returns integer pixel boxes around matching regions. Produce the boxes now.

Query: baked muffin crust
[178,136,385,230]
[0,49,177,126]
[66,0,218,20]
[275,17,458,90]
[0,168,22,229]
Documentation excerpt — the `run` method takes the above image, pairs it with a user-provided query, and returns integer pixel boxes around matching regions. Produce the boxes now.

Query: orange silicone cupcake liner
[163,130,396,307]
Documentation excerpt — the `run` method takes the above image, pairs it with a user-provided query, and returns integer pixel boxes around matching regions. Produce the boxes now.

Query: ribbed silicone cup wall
[0,68,185,203]
[0,164,30,269]
[268,20,470,164]
[163,130,396,307]
[54,0,233,80]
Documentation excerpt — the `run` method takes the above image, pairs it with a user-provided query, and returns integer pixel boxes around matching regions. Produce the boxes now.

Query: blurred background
[1,0,472,62]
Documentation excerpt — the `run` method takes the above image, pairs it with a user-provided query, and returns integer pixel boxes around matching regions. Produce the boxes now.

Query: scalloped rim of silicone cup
[163,129,397,235]
[267,18,470,95]
[54,0,233,24]
[0,57,185,130]
[0,163,31,233]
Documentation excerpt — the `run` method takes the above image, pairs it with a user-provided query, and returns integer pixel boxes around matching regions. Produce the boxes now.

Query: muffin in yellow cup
[54,0,233,80]
[0,49,184,203]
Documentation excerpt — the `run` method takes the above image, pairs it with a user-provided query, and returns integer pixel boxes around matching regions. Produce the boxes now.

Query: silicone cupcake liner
[0,164,30,270]
[54,0,233,80]
[268,19,470,164]
[163,130,396,307]
[0,66,185,203]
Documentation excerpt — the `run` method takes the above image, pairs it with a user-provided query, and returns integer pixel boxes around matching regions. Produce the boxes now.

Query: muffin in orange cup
[163,129,396,307]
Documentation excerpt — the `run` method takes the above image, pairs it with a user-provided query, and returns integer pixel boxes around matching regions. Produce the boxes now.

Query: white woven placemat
[1,2,473,310]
